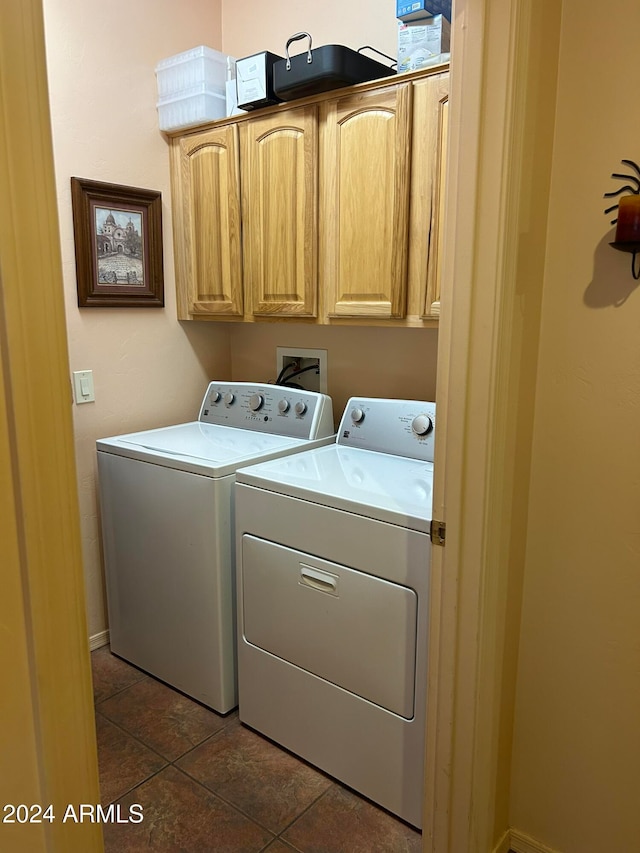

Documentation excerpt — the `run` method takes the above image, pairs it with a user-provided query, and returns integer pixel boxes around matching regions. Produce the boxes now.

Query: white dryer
[235,396,436,828]
[97,381,334,714]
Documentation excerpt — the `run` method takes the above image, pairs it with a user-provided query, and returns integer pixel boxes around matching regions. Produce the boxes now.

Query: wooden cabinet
[407,71,450,320]
[321,83,413,319]
[172,125,243,319]
[169,65,449,326]
[240,105,318,318]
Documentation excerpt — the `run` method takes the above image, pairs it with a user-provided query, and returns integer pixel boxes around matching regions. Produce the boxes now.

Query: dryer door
[241,535,418,718]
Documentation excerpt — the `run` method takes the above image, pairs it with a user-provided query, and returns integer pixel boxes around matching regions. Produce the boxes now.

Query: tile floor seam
[270,781,335,839]
[259,838,301,853]
[172,761,282,839]
[95,715,170,808]
[95,709,173,769]
[97,707,231,764]
[130,764,279,845]
[165,710,239,761]
[93,663,148,702]
[105,763,167,809]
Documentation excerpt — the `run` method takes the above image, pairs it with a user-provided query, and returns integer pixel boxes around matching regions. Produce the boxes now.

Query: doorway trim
[424,0,562,850]
[0,2,103,851]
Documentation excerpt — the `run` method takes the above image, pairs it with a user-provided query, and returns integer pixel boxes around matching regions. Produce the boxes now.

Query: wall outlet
[276,347,328,393]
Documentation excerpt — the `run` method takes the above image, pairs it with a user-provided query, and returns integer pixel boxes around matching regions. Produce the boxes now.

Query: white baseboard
[491,829,512,853]
[509,828,563,853]
[89,629,109,651]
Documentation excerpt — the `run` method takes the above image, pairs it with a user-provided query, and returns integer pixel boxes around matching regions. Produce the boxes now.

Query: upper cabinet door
[322,84,413,319]
[241,105,318,317]
[405,72,450,319]
[173,125,243,319]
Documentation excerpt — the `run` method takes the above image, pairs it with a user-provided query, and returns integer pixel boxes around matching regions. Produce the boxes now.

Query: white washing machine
[97,381,334,714]
[235,396,436,828]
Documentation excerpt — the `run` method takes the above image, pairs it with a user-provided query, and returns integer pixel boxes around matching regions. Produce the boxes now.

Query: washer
[97,381,334,714]
[235,396,435,828]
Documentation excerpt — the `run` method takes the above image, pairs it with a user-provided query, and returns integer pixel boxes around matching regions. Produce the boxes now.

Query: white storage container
[155,45,229,99]
[157,84,226,132]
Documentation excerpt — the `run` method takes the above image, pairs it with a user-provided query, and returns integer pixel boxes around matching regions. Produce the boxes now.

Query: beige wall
[510,0,640,849]
[221,0,398,65]
[231,325,438,423]
[43,0,232,639]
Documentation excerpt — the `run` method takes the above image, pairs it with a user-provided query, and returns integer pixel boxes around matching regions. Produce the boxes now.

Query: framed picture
[71,177,164,307]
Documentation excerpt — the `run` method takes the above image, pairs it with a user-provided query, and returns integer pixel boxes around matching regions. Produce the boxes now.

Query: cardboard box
[236,51,283,110]
[396,0,452,22]
[397,16,451,73]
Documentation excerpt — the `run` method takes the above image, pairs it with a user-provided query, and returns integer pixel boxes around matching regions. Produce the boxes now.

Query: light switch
[72,370,95,404]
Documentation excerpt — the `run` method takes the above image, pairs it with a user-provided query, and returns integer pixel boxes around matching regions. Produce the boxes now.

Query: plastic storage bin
[157,84,226,132]
[155,45,228,99]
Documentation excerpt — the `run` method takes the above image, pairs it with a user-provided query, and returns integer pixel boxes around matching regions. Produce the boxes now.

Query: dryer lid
[236,444,433,532]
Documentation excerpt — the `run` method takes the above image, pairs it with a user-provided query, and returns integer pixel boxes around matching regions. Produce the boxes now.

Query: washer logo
[343,430,350,438]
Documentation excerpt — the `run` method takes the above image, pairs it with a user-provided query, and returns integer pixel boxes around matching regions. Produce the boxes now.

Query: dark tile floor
[92,646,423,852]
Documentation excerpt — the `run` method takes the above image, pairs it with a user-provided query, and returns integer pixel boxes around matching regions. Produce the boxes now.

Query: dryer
[97,381,334,714]
[235,396,436,828]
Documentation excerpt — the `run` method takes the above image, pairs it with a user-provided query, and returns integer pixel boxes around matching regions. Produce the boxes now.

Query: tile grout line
[95,696,280,843]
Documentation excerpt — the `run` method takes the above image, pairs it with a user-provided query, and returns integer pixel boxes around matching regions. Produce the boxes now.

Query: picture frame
[70,177,164,307]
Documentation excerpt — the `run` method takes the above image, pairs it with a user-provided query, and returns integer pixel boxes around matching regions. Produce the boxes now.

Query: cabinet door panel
[241,106,318,317]
[405,73,449,319]
[175,125,243,318]
[322,85,412,319]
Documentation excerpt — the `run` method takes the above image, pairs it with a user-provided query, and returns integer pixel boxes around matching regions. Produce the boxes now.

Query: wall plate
[276,347,328,393]
[72,369,95,404]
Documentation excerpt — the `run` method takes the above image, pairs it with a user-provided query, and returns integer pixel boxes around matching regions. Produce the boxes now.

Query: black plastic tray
[273,41,395,102]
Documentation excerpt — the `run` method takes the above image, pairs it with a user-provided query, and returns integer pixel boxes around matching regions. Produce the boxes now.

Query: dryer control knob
[249,393,264,412]
[278,399,290,413]
[294,401,307,416]
[412,414,433,436]
[351,408,365,424]
[223,392,235,406]
[209,390,221,404]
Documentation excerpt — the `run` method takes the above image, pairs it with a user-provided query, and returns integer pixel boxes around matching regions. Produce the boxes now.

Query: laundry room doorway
[0,0,563,851]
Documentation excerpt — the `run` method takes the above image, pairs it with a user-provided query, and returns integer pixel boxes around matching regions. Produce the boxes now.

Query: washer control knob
[278,399,290,414]
[412,414,433,436]
[209,390,221,404]
[294,401,307,416]
[223,392,235,406]
[351,408,365,424]
[249,393,264,412]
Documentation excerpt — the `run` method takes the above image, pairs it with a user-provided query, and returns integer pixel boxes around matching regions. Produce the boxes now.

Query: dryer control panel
[199,382,335,440]
[337,397,436,462]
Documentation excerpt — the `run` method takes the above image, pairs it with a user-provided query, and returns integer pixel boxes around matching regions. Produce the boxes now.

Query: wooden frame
[71,177,164,307]
[2,3,103,850]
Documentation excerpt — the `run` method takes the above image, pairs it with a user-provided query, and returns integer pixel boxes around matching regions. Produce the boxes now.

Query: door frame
[424,0,562,850]
[0,2,103,851]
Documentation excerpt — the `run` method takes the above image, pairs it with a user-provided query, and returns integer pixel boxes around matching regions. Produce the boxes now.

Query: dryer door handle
[299,564,338,596]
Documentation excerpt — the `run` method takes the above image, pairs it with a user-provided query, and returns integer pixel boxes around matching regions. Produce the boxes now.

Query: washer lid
[97,421,316,477]
[236,444,434,532]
